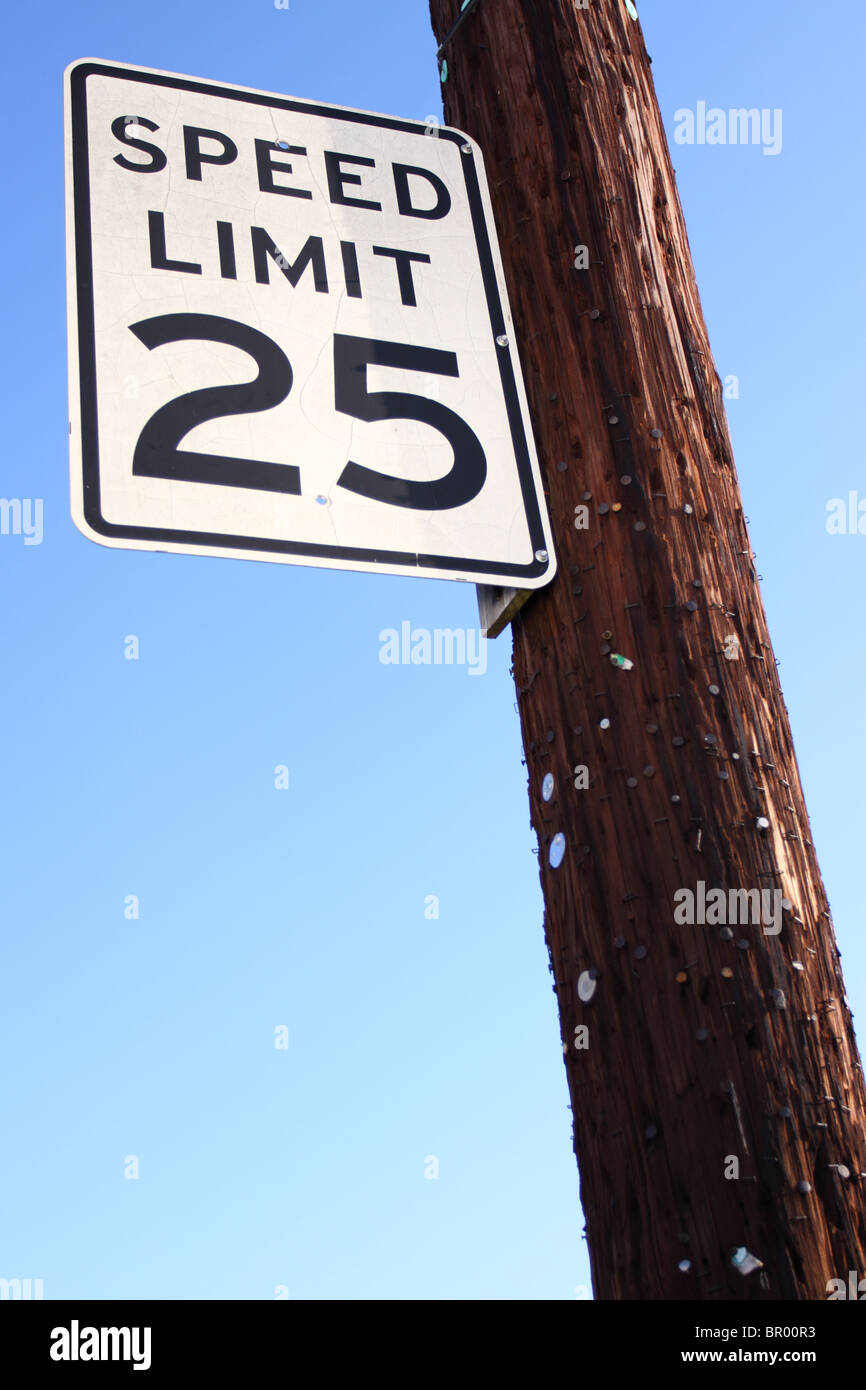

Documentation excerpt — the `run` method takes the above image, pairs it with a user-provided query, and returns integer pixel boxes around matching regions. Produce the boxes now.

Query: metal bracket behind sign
[477,584,532,638]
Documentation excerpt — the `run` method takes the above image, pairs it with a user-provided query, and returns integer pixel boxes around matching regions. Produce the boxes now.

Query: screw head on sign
[671,794,681,804]
[756,816,770,830]
[461,143,472,154]
[634,945,648,960]
[599,718,611,730]
[542,773,555,802]
[709,684,720,696]
[620,474,632,485]
[683,503,693,515]
[315,495,329,505]
[535,549,549,563]
[797,1180,812,1194]
[678,1260,691,1273]
[598,503,610,515]
[496,334,509,347]
[650,428,662,439]
[608,416,619,425]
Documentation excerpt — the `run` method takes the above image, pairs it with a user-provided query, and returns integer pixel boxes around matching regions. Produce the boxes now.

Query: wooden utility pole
[429,0,866,1299]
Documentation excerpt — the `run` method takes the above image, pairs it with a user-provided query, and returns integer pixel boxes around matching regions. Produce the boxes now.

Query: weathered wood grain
[430,0,866,1299]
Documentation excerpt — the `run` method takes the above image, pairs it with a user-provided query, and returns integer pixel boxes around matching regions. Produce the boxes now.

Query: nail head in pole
[731,1247,763,1276]
[577,971,597,1003]
[549,833,567,868]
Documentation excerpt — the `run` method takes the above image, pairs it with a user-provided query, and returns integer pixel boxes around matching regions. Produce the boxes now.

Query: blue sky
[2,0,864,1300]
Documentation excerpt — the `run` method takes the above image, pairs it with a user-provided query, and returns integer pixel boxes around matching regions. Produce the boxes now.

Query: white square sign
[64,60,556,587]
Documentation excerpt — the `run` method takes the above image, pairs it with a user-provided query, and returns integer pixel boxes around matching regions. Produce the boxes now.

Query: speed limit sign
[64,60,555,588]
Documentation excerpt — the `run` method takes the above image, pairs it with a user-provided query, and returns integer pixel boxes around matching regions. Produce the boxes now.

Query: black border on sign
[69,61,550,581]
